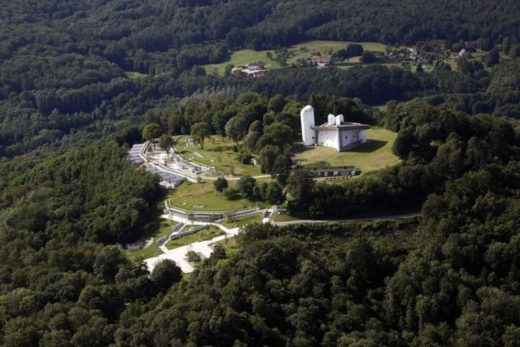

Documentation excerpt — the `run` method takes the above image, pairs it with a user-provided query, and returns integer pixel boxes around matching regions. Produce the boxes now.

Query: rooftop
[313,122,370,131]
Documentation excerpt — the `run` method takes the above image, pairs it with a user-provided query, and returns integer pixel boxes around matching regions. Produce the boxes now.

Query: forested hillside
[1,2,520,346]
[1,94,519,345]
[116,164,520,346]
[2,0,520,157]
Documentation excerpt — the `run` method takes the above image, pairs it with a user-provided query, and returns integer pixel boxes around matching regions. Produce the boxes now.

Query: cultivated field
[293,128,400,174]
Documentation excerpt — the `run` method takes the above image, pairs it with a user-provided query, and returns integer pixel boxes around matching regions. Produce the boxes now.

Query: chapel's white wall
[317,130,339,151]
[359,130,367,143]
[340,130,362,148]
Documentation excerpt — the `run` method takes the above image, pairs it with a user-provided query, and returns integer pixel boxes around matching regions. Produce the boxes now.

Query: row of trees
[215,176,284,205]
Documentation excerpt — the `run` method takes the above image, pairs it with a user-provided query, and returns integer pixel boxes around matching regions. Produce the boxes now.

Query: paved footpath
[144,214,239,273]
[144,211,419,273]
[271,212,420,226]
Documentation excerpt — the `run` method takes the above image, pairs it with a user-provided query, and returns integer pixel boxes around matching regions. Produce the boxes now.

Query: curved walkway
[144,214,239,273]
[200,174,272,181]
[144,211,420,274]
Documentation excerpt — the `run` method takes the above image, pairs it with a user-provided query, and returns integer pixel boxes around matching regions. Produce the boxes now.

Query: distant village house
[231,62,267,77]
[309,54,332,66]
[457,49,469,59]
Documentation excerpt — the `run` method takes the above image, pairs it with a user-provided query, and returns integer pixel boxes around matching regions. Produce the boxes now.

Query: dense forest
[115,165,520,346]
[1,95,519,346]
[1,1,520,346]
[2,0,520,156]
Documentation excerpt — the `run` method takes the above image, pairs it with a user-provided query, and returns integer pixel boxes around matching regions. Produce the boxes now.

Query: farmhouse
[458,49,469,59]
[231,62,267,77]
[300,105,370,152]
[310,54,332,66]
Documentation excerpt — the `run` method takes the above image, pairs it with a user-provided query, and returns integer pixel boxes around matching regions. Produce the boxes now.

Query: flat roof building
[300,105,370,152]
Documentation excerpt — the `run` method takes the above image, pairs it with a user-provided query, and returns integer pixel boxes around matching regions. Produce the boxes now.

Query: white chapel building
[300,105,370,152]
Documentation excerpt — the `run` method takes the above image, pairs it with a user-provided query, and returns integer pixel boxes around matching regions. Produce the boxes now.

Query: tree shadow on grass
[292,140,387,156]
[347,140,387,153]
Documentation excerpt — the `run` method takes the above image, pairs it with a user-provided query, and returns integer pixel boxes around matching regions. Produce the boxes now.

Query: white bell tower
[300,105,316,146]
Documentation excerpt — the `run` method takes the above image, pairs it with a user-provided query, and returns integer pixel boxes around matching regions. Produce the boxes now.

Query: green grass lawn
[287,41,388,65]
[126,243,163,261]
[217,237,240,257]
[165,226,225,250]
[168,181,264,212]
[204,49,281,75]
[157,219,178,237]
[221,213,263,228]
[125,218,177,261]
[203,40,389,75]
[176,135,263,177]
[293,128,401,174]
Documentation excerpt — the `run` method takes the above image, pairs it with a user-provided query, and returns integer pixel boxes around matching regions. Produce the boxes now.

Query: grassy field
[216,237,240,257]
[293,128,400,174]
[165,226,225,250]
[203,40,389,75]
[126,218,177,260]
[287,40,387,65]
[176,135,262,177]
[126,243,162,261]
[205,49,281,75]
[221,213,263,228]
[167,181,264,212]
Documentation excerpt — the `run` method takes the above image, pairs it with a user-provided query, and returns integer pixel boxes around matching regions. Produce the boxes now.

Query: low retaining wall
[171,225,207,240]
[165,203,260,223]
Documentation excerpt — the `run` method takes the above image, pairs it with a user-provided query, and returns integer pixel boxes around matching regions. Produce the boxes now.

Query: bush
[214,177,229,192]
[224,187,241,200]
[266,182,284,205]
[187,251,202,263]
[150,259,182,292]
[237,150,253,164]
[361,51,377,63]
[237,176,257,200]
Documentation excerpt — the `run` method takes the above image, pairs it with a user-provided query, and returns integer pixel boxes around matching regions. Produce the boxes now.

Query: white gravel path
[144,214,240,273]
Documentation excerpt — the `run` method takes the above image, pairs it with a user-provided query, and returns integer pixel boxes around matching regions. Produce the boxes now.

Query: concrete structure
[307,166,357,178]
[300,105,316,145]
[164,199,260,223]
[300,105,370,152]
